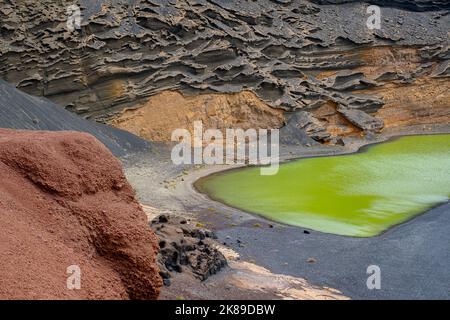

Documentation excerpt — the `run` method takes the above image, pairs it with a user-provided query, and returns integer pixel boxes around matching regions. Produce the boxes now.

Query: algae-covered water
[197,134,450,237]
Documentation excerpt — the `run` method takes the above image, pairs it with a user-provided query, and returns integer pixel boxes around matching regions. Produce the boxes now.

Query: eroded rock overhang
[0,0,448,143]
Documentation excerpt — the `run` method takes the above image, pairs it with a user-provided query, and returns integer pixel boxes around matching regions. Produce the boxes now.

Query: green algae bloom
[197,134,450,237]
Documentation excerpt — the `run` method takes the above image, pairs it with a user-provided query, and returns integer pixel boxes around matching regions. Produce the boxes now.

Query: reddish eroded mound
[0,129,162,299]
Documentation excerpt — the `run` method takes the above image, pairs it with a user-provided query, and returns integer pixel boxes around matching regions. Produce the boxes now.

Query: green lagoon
[197,134,450,237]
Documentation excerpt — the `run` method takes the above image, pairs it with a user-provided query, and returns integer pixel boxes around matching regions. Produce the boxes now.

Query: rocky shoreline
[124,124,450,299]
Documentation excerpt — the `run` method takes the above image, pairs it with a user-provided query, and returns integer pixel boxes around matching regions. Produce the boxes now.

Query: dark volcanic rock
[337,107,385,131]
[0,0,448,141]
[279,112,318,145]
[151,215,227,284]
[431,60,450,78]
[294,111,332,142]
[309,1,450,12]
[329,71,379,91]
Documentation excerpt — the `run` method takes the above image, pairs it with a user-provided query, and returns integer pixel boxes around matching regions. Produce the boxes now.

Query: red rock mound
[0,129,162,299]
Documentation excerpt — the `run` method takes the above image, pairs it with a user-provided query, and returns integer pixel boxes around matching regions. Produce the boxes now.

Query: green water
[197,134,450,237]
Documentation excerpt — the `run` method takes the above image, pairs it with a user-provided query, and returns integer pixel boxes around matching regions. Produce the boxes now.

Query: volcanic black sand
[0,80,150,158]
[211,199,450,300]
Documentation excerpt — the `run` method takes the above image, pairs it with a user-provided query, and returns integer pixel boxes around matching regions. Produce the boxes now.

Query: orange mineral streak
[109,90,285,142]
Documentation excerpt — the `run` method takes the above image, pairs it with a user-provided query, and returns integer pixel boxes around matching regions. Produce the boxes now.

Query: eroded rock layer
[0,0,448,142]
[109,90,284,141]
[0,129,162,299]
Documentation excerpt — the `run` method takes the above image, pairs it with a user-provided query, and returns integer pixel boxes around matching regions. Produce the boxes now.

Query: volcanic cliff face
[0,0,448,143]
[0,129,162,299]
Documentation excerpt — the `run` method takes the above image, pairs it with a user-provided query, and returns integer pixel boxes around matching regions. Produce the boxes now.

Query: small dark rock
[335,138,345,146]
[192,229,206,240]
[159,215,169,223]
[159,270,171,279]
[173,264,182,273]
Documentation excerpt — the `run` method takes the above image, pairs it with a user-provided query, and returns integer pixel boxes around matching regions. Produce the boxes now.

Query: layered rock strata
[0,0,448,142]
